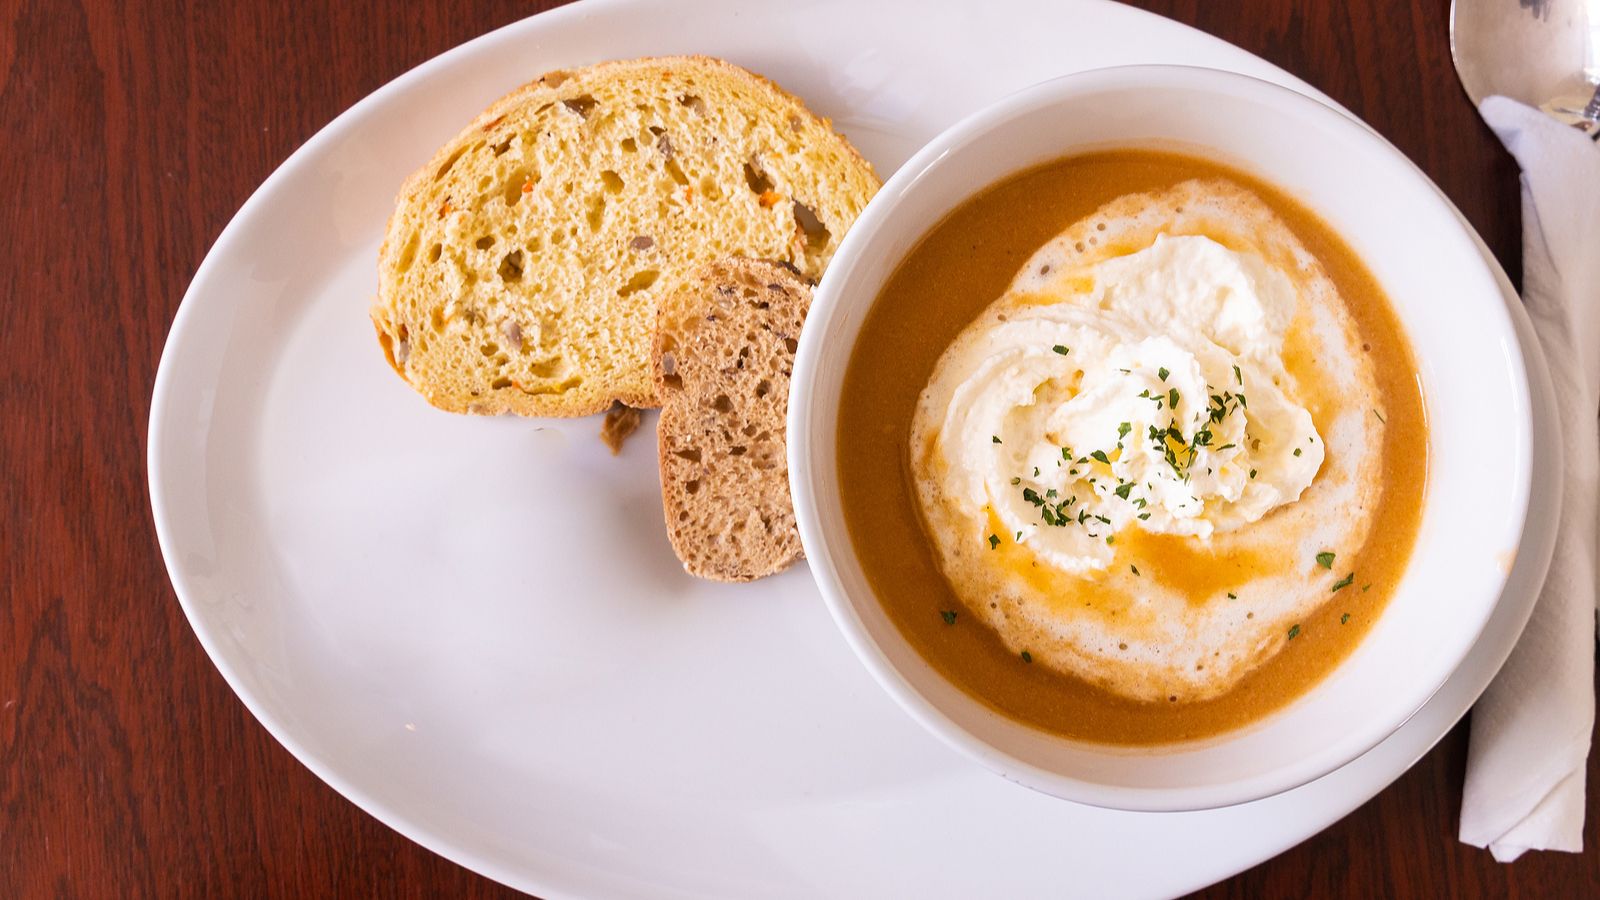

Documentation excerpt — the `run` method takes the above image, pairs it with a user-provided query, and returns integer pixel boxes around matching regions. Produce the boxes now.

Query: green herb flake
[1137,512,1151,520]
[1106,535,1116,545]
[1168,387,1179,408]
[988,534,1000,550]
[1373,408,1386,424]
[1249,469,1258,479]
[1293,448,1303,457]
[1233,364,1243,384]
[992,435,1002,444]
[1010,476,1021,485]
[1332,572,1355,593]
[1117,421,1132,440]
[1340,613,1351,625]
[941,610,958,625]
[1130,564,1140,576]
[1158,367,1170,382]
[1114,482,1134,500]
[1227,592,1237,599]
[1287,624,1301,640]
[1089,450,1110,465]
[1053,345,1070,355]
[1316,551,1336,569]
[1021,650,1033,664]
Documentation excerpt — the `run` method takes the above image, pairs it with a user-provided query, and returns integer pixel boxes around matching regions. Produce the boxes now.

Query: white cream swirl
[930,234,1322,574]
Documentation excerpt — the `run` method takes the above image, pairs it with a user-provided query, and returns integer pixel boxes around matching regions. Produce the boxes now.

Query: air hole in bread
[663,156,690,187]
[586,194,606,232]
[541,70,571,88]
[698,175,722,201]
[502,168,534,205]
[491,135,514,157]
[782,337,798,354]
[742,161,773,195]
[685,479,701,495]
[498,250,525,282]
[395,233,420,272]
[620,137,637,153]
[600,170,624,194]
[434,145,470,181]
[479,342,499,357]
[712,394,733,413]
[618,270,659,297]
[755,379,771,398]
[729,446,746,456]
[427,243,442,264]
[562,94,597,118]
[491,376,512,389]
[528,357,565,378]
[792,202,831,255]
[679,93,707,115]
[673,448,701,463]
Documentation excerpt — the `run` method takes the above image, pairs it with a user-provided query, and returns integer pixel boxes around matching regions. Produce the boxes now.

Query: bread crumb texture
[653,259,810,582]
[373,56,879,417]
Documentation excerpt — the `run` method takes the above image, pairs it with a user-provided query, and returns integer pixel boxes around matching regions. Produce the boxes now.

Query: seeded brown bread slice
[653,259,810,581]
[372,56,878,417]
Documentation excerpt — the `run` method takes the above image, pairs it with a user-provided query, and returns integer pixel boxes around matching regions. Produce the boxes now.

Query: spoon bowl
[1451,0,1600,134]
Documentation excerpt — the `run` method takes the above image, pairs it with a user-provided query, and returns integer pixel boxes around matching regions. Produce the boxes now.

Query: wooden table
[2,0,1595,895]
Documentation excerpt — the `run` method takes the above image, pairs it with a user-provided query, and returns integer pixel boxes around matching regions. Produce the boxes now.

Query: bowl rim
[787,63,1532,811]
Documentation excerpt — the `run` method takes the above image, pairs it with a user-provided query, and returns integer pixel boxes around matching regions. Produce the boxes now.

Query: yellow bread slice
[373,56,879,416]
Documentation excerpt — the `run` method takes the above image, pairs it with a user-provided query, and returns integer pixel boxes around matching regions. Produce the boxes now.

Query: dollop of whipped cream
[932,234,1323,573]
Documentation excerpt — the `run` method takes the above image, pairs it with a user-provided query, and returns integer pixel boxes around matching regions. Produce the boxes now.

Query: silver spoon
[1451,0,1600,137]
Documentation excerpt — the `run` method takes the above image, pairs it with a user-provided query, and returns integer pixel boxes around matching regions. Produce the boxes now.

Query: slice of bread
[373,56,878,417]
[653,259,809,582]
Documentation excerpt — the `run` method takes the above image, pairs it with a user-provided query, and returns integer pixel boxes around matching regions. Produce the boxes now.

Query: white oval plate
[148,0,1559,896]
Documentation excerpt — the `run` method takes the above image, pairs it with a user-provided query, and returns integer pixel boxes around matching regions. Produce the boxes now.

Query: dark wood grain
[0,0,1592,896]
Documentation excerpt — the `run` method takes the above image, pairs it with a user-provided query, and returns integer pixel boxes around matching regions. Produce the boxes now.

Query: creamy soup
[837,150,1426,745]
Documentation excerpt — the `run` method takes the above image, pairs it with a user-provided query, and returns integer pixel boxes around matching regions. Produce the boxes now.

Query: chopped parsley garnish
[1316,551,1336,569]
[1053,345,1070,355]
[992,435,1002,443]
[1117,422,1132,440]
[1062,446,1072,460]
[988,534,1000,550]
[1137,512,1151,520]
[1331,572,1355,592]
[1021,650,1033,664]
[1226,592,1237,599]
[1293,448,1303,457]
[941,610,958,625]
[1168,387,1179,408]
[1090,450,1111,465]
[1287,624,1301,640]
[1340,613,1351,625]
[1158,367,1170,382]
[1249,469,1258,479]
[1373,408,1386,424]
[1130,564,1140,576]
[1010,476,1021,485]
[1217,443,1236,451]
[1105,535,1115,545]
[1114,482,1134,500]
[1233,364,1243,384]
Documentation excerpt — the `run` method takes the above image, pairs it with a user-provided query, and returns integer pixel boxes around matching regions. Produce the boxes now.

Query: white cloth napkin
[1460,95,1600,862]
